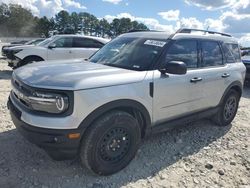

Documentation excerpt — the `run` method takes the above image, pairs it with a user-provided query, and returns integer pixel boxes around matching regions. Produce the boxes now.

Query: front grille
[1,48,7,56]
[12,78,33,95]
[11,77,33,110]
[6,51,16,60]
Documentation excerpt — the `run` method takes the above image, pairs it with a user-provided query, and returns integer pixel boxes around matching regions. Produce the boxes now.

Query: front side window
[54,37,73,48]
[165,40,198,68]
[90,37,168,71]
[201,41,223,67]
[73,38,104,48]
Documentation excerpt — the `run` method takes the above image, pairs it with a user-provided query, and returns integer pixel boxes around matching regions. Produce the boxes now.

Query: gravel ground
[0,60,250,188]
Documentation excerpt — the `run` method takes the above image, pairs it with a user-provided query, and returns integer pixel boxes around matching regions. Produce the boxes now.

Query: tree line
[0,3,149,38]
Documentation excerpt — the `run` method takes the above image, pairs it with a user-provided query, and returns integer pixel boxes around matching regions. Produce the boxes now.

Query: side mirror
[159,61,187,75]
[48,43,56,49]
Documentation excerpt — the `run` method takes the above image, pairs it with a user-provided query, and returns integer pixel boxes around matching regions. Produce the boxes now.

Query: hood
[8,44,35,50]
[14,59,147,90]
[2,44,23,49]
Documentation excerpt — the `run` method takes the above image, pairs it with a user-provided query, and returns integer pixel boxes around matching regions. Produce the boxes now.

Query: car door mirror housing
[48,43,56,49]
[159,61,187,75]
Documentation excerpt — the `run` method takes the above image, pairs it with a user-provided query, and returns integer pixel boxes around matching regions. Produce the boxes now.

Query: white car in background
[6,35,110,68]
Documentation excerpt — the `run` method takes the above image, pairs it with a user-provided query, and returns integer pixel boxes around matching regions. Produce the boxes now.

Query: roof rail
[127,29,162,33]
[128,29,150,33]
[176,28,232,37]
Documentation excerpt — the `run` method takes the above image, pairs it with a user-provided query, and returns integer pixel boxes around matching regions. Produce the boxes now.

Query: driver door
[47,37,74,60]
[153,39,205,124]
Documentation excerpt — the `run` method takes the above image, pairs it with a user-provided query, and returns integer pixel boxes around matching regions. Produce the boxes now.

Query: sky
[1,0,250,46]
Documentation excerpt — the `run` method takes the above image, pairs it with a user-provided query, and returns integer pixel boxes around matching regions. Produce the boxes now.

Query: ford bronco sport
[8,29,246,175]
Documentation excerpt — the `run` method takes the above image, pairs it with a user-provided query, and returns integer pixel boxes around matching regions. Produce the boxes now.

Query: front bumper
[7,58,20,68]
[5,52,21,67]
[1,47,7,57]
[7,97,81,160]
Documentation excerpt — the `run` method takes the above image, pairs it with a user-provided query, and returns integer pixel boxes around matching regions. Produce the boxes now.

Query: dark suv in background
[242,50,250,80]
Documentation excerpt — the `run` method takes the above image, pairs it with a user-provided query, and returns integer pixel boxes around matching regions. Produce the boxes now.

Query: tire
[18,56,43,67]
[213,89,240,126]
[80,110,141,176]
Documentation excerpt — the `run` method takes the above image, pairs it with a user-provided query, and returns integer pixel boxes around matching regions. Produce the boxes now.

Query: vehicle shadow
[0,70,12,80]
[0,120,231,188]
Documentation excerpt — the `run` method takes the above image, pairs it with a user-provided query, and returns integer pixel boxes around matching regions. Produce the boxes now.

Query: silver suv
[8,29,246,175]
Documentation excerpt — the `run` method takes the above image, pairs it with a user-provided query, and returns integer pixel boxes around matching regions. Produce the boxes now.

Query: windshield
[89,37,168,70]
[25,39,43,45]
[37,36,57,46]
[25,40,35,45]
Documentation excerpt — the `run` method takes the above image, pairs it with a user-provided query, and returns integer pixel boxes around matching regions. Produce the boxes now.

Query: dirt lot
[0,60,249,188]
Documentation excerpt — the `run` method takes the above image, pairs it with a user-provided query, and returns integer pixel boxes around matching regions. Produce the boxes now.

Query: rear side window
[54,37,73,48]
[223,43,241,63]
[166,40,198,68]
[201,41,223,67]
[73,38,104,48]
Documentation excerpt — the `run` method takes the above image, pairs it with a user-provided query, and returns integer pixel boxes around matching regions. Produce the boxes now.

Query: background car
[2,38,45,57]
[241,50,250,80]
[6,35,110,68]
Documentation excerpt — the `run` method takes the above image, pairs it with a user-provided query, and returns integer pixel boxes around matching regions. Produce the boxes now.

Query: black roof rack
[128,29,149,33]
[127,29,162,33]
[176,28,232,37]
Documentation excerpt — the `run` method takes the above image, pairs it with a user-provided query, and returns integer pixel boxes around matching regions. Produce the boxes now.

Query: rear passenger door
[198,40,230,108]
[72,37,104,59]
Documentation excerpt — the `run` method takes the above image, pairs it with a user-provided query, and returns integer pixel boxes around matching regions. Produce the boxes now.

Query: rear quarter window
[223,43,241,63]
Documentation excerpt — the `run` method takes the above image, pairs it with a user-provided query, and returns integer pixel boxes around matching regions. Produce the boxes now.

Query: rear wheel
[213,89,240,126]
[80,110,141,175]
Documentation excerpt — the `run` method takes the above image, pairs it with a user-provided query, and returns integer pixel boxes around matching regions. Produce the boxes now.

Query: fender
[219,81,243,105]
[78,99,151,135]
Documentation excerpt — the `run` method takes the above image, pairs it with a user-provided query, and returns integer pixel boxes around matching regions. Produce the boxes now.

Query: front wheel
[80,111,141,175]
[213,89,240,126]
[17,56,44,68]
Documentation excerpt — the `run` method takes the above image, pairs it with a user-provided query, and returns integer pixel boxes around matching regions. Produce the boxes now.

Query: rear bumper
[7,97,81,160]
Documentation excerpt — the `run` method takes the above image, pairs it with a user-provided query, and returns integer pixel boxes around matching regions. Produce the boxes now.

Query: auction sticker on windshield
[144,40,166,47]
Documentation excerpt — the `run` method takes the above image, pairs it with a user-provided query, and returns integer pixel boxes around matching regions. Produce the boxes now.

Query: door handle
[221,73,230,78]
[190,77,202,83]
[69,50,72,53]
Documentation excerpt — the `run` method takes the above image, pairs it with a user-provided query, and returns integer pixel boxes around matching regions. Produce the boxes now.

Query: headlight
[12,49,23,54]
[28,92,69,114]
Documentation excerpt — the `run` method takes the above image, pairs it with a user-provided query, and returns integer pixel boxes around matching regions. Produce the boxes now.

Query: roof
[119,29,238,43]
[172,33,238,43]
[119,31,171,40]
